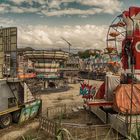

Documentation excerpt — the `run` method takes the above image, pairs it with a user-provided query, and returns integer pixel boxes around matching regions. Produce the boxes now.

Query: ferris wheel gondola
[106,14,126,57]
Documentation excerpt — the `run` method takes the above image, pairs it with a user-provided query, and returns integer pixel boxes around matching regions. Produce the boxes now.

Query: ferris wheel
[106,14,126,57]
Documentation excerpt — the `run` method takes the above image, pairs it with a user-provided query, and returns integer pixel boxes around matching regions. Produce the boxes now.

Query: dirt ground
[41,80,103,113]
[0,80,103,140]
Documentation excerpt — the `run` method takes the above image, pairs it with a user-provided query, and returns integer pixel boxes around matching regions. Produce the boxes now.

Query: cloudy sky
[0,0,140,51]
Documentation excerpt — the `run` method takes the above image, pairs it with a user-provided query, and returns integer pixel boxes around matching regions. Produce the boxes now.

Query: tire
[0,114,12,128]
[12,110,21,123]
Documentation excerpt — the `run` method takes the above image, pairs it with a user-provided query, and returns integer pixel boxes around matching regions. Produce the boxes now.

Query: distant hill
[17,47,34,52]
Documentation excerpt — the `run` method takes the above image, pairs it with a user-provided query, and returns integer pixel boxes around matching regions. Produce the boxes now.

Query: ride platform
[87,99,113,107]
[88,104,140,137]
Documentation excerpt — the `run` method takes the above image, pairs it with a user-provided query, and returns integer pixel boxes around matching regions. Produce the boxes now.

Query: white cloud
[42,8,102,16]
[0,17,15,26]
[45,0,122,15]
[17,24,108,51]
[0,3,40,14]
[0,0,122,16]
[79,0,122,14]
[9,0,47,5]
[0,16,108,51]
[48,1,61,9]
[9,0,27,5]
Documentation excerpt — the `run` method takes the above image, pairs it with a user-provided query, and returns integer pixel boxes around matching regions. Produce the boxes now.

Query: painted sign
[19,100,41,123]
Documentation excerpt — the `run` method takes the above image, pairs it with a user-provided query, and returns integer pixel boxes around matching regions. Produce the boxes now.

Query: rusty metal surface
[114,84,140,114]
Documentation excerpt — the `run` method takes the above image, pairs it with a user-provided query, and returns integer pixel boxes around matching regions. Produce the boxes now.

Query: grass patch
[16,129,48,140]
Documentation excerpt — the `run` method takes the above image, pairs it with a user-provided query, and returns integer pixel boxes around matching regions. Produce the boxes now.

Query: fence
[61,123,112,140]
[39,116,122,140]
[40,104,124,140]
[39,117,57,138]
[45,102,83,119]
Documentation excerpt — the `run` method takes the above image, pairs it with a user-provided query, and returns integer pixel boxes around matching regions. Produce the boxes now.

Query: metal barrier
[45,103,83,119]
[39,116,120,140]
[39,117,57,138]
[39,104,124,140]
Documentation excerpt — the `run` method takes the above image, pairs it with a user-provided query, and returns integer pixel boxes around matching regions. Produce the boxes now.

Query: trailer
[0,27,42,128]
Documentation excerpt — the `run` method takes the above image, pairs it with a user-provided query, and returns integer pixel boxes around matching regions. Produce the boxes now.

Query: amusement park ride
[23,50,69,91]
[81,7,140,137]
